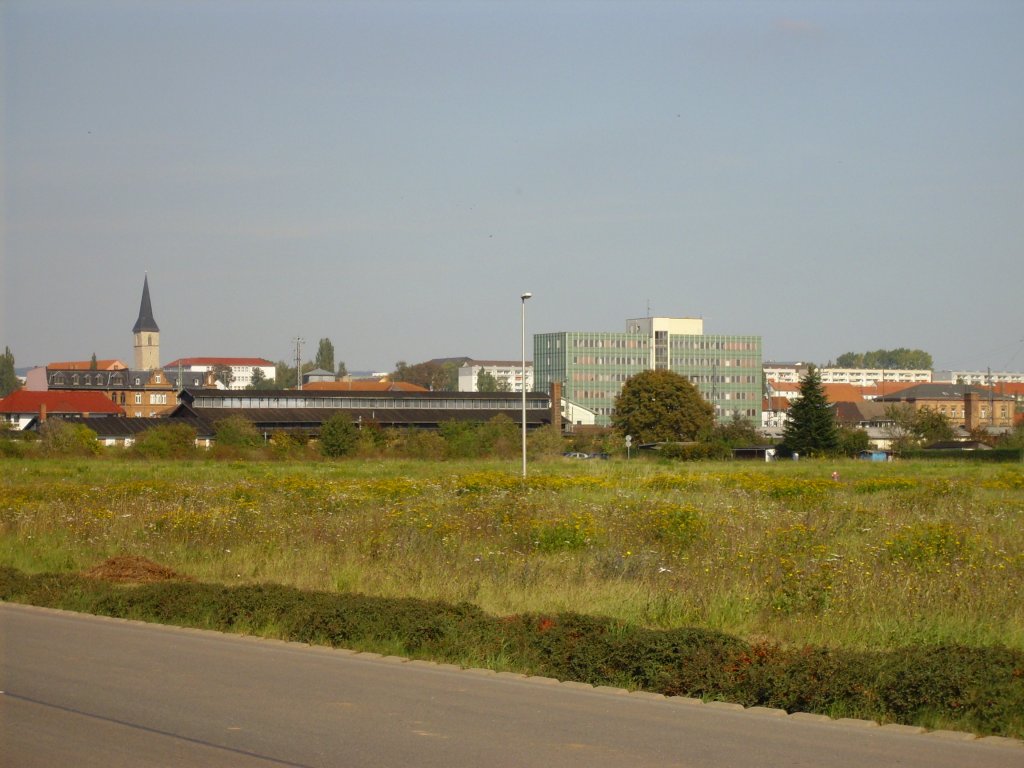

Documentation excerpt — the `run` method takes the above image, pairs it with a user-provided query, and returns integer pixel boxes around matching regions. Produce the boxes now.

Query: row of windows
[105,392,169,406]
[669,359,759,369]
[718,408,760,418]
[669,339,759,351]
[689,374,759,385]
[195,396,549,410]
[569,386,758,402]
[569,338,648,349]
[51,373,165,387]
[573,357,647,366]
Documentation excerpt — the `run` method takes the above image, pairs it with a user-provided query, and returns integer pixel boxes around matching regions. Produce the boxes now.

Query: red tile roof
[302,380,429,392]
[992,383,1024,397]
[164,357,274,368]
[0,390,124,416]
[822,384,877,404]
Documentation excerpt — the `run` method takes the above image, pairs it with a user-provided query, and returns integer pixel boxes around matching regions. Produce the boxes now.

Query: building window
[134,393,142,405]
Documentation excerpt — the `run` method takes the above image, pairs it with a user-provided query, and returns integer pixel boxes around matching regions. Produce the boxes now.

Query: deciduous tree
[884,404,954,451]
[834,348,933,370]
[393,360,459,391]
[0,347,18,397]
[612,369,714,443]
[315,338,335,373]
[476,370,500,392]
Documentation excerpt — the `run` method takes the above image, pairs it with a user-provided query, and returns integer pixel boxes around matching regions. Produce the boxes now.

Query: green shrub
[131,423,197,459]
[38,420,100,456]
[320,413,359,457]
[659,442,732,461]
[213,415,262,449]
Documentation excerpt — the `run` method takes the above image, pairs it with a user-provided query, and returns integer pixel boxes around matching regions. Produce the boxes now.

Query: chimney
[39,403,47,423]
[964,390,974,431]
[550,381,562,433]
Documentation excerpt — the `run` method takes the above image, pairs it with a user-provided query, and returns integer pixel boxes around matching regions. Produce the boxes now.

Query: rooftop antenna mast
[294,337,304,391]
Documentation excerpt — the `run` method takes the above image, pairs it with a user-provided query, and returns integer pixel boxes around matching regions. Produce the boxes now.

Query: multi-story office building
[533,317,762,426]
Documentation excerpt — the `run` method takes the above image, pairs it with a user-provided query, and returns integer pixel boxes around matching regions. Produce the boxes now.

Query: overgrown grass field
[3,456,1022,652]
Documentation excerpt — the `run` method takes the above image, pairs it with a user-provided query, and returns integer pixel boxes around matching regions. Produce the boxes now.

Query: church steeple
[133,275,160,334]
[133,275,161,370]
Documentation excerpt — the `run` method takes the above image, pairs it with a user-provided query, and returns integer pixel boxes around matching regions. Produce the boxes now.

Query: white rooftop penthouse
[625,317,704,336]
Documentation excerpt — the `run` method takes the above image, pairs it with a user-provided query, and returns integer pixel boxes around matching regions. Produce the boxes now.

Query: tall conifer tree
[782,366,838,456]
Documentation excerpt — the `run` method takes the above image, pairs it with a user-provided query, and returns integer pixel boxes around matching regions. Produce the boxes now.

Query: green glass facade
[534,325,762,427]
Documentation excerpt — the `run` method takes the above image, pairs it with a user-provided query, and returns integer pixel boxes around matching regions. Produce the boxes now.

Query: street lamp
[520,292,532,478]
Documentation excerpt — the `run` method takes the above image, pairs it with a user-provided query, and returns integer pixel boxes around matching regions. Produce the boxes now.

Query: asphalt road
[1,603,1021,767]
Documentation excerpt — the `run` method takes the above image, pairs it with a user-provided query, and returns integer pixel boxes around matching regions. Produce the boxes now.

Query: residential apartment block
[763,363,931,386]
[164,357,276,390]
[457,360,533,393]
[533,317,762,427]
[936,370,1024,385]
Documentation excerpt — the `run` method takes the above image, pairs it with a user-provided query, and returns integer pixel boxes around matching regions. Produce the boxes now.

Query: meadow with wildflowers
[2,456,1022,652]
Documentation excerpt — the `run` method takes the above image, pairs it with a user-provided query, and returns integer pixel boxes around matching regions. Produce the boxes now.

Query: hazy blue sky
[3,0,1022,373]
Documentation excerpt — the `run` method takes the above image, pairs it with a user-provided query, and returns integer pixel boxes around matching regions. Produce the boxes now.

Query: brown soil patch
[84,555,190,584]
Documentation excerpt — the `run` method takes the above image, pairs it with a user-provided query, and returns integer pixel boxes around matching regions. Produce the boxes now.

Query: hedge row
[2,567,1021,738]
[898,448,1024,463]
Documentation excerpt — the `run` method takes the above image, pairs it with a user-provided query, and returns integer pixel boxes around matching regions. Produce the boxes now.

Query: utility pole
[294,337,304,391]
[988,367,995,427]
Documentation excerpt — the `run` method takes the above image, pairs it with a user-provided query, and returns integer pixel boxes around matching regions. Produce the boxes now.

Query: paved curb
[5,602,1023,751]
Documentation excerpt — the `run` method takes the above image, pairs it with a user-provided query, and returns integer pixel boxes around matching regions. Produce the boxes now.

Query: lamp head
[521,292,533,301]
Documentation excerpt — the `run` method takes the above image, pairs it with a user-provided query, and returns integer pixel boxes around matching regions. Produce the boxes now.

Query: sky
[2,0,1022,374]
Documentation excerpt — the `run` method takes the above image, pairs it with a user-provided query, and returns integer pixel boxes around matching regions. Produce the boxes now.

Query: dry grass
[2,456,1022,650]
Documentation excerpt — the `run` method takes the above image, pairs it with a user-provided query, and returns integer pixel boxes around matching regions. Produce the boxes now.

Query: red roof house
[0,390,124,430]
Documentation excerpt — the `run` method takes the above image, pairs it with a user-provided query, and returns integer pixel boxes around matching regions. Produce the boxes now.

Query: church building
[133,274,161,371]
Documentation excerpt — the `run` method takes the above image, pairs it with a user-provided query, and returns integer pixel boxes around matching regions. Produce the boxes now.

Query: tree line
[833,348,933,370]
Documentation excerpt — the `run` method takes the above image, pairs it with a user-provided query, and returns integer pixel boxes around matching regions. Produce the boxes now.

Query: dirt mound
[84,555,189,584]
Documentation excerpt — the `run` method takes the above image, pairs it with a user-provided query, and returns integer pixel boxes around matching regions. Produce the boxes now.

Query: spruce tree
[782,366,838,457]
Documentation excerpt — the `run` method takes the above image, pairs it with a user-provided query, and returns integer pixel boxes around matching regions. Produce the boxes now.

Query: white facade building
[164,358,276,390]
[936,370,1024,385]
[458,360,534,393]
[764,363,931,387]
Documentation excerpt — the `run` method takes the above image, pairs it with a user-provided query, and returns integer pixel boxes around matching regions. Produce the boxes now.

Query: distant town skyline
[3,1,1022,373]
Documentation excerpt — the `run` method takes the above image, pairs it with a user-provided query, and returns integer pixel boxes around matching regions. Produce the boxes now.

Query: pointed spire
[132,275,160,333]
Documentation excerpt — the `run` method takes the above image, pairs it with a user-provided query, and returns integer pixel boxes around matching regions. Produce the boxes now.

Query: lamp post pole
[520,292,532,478]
